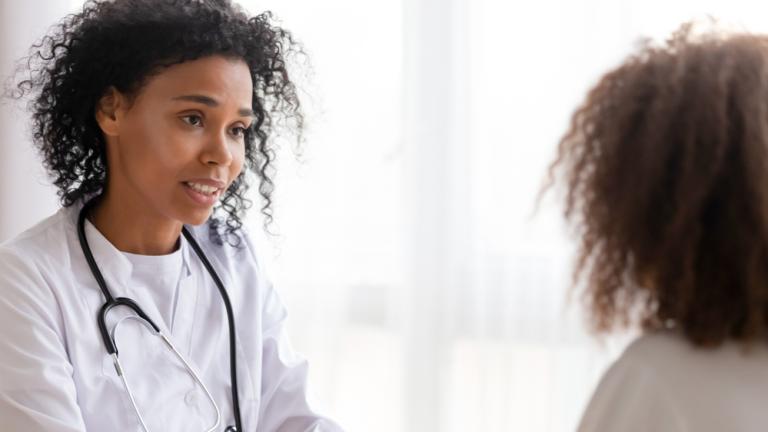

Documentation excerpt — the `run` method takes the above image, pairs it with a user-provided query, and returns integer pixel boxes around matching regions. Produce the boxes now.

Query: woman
[0,0,343,431]
[549,24,768,431]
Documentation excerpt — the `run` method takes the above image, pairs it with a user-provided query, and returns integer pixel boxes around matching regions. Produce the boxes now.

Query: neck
[88,192,182,256]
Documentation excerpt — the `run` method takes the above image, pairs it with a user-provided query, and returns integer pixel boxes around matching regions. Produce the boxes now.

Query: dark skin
[92,55,254,255]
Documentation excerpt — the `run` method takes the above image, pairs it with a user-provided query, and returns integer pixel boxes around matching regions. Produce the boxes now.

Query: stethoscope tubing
[77,197,242,432]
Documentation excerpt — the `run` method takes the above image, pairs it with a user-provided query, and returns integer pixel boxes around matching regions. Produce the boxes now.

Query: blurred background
[3,1,768,431]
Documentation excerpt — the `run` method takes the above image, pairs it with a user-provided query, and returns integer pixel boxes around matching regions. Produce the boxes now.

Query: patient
[548,23,768,431]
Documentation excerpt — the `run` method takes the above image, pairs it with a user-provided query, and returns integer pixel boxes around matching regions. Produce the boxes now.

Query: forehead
[137,55,253,107]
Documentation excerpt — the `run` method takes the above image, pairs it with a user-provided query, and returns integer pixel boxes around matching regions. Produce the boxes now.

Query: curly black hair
[9,0,303,246]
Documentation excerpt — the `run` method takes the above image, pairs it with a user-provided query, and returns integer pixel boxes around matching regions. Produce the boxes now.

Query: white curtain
[0,0,64,239]
[241,1,768,431]
[3,1,768,431]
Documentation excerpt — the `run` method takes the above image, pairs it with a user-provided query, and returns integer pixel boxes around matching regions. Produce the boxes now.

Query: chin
[180,207,214,227]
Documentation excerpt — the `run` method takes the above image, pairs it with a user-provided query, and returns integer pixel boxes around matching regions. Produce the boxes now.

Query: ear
[95,87,126,137]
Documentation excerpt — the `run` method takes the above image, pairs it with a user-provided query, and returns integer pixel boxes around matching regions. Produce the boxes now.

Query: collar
[64,200,193,291]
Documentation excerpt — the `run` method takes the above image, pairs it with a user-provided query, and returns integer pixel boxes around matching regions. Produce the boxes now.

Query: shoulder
[188,221,286,322]
[593,332,681,390]
[187,221,274,300]
[580,331,768,431]
[621,330,692,366]
[619,330,747,379]
[578,332,687,432]
[187,220,263,269]
[0,207,74,279]
[0,208,75,329]
[600,331,696,392]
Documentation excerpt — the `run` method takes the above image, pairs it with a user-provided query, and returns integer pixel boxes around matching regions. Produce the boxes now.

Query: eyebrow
[171,94,255,118]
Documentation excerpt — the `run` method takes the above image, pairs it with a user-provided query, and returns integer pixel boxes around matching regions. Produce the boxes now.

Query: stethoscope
[77,197,242,432]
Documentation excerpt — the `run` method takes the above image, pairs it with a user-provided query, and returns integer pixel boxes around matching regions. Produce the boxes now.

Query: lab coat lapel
[82,219,134,290]
[172,237,200,357]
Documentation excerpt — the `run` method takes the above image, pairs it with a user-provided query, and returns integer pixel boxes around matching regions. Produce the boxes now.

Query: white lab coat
[0,201,343,432]
[578,331,768,432]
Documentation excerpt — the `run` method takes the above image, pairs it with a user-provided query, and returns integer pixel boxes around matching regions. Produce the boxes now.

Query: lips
[182,181,223,206]
[185,181,219,195]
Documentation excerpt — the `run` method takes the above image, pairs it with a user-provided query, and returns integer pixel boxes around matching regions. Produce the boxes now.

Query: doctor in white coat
[0,1,343,431]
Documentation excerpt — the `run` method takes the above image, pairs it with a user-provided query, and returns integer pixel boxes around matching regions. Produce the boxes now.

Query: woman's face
[98,55,253,226]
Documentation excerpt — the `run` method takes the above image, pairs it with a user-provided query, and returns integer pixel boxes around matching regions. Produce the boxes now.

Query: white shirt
[578,331,768,432]
[122,240,185,329]
[0,202,344,432]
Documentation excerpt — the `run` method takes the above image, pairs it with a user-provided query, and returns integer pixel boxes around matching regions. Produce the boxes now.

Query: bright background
[3,1,768,431]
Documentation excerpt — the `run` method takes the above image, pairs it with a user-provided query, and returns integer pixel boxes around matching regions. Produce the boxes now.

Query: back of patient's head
[550,23,768,347]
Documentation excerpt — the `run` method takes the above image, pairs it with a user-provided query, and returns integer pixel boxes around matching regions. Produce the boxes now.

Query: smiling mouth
[182,181,224,207]
[184,181,221,196]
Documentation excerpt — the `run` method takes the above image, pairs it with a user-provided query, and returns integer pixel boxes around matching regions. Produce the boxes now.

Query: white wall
[0,0,65,241]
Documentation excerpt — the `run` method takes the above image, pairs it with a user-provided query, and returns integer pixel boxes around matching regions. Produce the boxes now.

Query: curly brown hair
[547,23,768,347]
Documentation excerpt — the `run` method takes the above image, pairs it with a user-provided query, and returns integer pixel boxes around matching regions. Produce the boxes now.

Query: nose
[201,130,234,167]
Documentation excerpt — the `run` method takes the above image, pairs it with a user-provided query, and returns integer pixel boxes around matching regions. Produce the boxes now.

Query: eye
[181,114,203,127]
[230,125,249,138]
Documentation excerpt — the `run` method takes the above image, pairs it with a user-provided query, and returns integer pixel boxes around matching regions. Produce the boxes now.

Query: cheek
[119,124,157,170]
[230,146,246,177]
[120,118,186,180]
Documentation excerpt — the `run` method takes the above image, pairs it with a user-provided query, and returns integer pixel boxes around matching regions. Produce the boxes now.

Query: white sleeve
[255,284,344,432]
[0,251,87,431]
[578,353,685,432]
